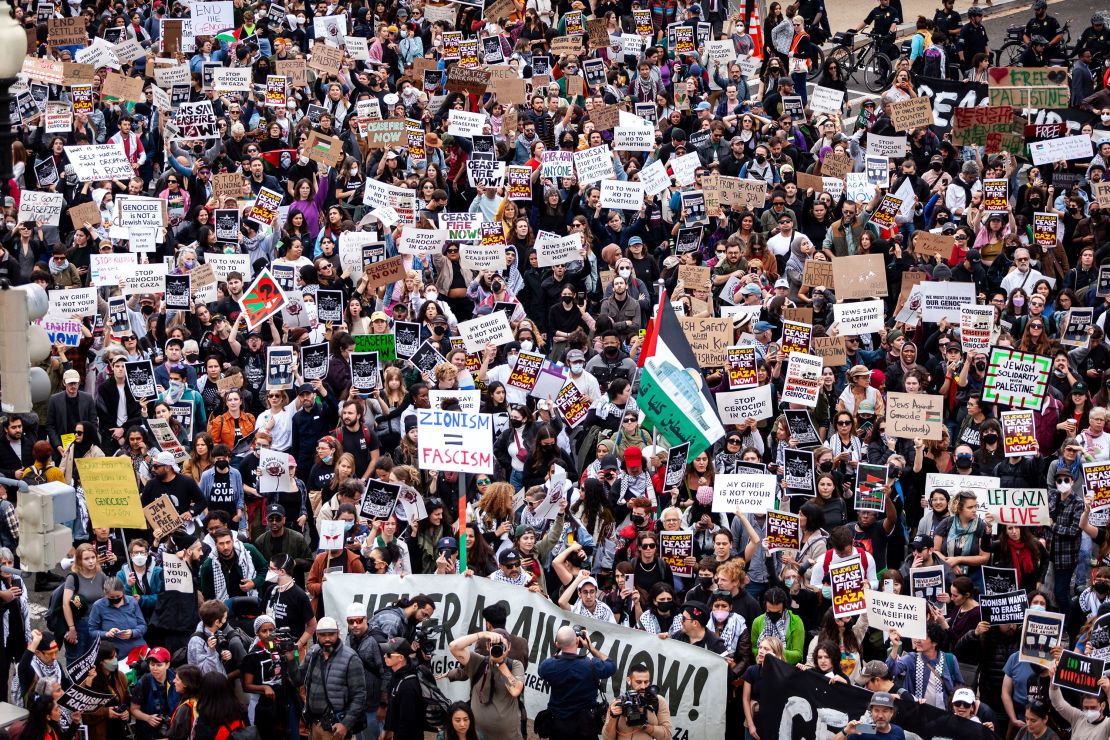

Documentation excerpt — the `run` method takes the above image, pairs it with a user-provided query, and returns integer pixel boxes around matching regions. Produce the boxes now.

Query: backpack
[44,573,78,637]
[396,664,451,731]
[170,630,208,669]
[921,46,943,78]
[821,547,869,582]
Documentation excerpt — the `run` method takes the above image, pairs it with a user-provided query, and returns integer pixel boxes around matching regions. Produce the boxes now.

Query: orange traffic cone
[748,4,763,59]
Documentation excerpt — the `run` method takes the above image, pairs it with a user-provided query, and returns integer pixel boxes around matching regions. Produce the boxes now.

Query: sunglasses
[641,543,657,549]
[837,420,852,426]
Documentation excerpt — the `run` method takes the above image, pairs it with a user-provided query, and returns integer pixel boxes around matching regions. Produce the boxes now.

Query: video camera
[272,627,297,654]
[620,686,659,727]
[413,623,442,663]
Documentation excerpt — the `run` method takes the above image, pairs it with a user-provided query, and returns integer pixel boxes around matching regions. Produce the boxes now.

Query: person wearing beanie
[240,613,293,734]
[932,262,953,281]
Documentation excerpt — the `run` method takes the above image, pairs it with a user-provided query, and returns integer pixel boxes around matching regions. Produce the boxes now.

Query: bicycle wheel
[827,45,855,78]
[807,46,825,80]
[1001,41,1024,66]
[863,51,894,93]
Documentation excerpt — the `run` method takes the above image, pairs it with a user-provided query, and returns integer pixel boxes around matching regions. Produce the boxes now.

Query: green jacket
[199,542,269,602]
[749,611,806,664]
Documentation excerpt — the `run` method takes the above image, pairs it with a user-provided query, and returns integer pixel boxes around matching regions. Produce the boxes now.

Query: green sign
[353,333,397,363]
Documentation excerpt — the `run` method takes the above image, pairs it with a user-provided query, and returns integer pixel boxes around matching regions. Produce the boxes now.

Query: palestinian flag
[259,148,298,174]
[215,29,238,44]
[636,291,724,457]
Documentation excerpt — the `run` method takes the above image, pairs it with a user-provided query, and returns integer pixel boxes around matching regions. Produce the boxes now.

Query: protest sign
[428,390,480,413]
[961,305,995,352]
[888,96,933,132]
[143,494,183,540]
[822,152,853,179]
[783,448,815,497]
[865,590,927,639]
[458,312,514,352]
[1085,461,1110,512]
[360,478,400,520]
[982,179,1008,212]
[920,281,977,323]
[784,410,821,448]
[65,143,134,181]
[867,134,907,158]
[59,684,117,713]
[362,256,406,290]
[810,86,845,115]
[985,488,1050,526]
[909,565,946,606]
[659,531,694,577]
[830,558,867,617]
[534,231,582,267]
[1020,610,1065,667]
[712,474,778,513]
[349,352,380,393]
[354,334,397,364]
[1033,212,1059,251]
[855,463,888,512]
[37,319,82,346]
[553,381,590,428]
[885,393,944,441]
[417,410,494,474]
[1001,410,1038,457]
[1030,134,1094,166]
[599,180,645,210]
[540,150,574,179]
[913,231,955,261]
[76,457,145,528]
[679,317,732,367]
[982,347,1051,410]
[781,352,822,408]
[716,385,774,423]
[982,566,1019,596]
[124,360,158,401]
[17,190,64,226]
[574,145,614,184]
[726,346,757,389]
[779,320,812,355]
[1053,650,1105,697]
[832,300,884,335]
[239,269,287,330]
[300,343,330,381]
[979,590,1029,625]
[507,351,544,392]
[832,254,887,300]
[765,510,801,552]
[1061,307,1094,348]
[812,335,843,368]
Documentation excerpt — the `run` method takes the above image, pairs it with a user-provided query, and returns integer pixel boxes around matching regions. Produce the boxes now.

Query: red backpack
[820,547,869,582]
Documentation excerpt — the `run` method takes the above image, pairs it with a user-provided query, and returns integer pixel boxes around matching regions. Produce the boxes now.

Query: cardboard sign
[865,590,927,639]
[308,42,344,75]
[659,530,694,577]
[48,16,86,45]
[822,152,852,179]
[888,96,933,132]
[983,347,1051,410]
[832,254,887,300]
[885,393,944,441]
[830,558,867,617]
[712,473,778,513]
[1001,410,1037,457]
[802,260,834,289]
[363,255,406,290]
[305,130,344,167]
[445,64,492,95]
[985,488,1050,527]
[76,457,145,528]
[1019,610,1065,667]
[679,317,732,367]
[913,231,955,261]
[143,494,183,540]
[766,510,801,551]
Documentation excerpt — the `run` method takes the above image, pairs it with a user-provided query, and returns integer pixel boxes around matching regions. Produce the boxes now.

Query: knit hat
[254,614,276,633]
[932,263,953,281]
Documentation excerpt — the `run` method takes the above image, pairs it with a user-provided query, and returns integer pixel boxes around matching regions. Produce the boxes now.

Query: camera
[413,623,442,663]
[272,627,297,653]
[215,636,231,653]
[620,686,659,727]
[490,641,505,659]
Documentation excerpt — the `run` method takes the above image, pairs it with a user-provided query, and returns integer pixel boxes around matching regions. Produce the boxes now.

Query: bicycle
[826,29,896,93]
[993,18,1074,66]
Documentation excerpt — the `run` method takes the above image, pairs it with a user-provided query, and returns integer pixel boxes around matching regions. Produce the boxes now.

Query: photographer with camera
[242,615,299,740]
[130,647,180,740]
[285,616,366,740]
[536,625,615,740]
[448,629,525,739]
[602,663,672,740]
[186,600,235,676]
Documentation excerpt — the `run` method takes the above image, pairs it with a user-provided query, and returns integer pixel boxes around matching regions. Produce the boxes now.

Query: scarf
[211,540,257,601]
[48,258,70,275]
[1007,537,1034,580]
[913,652,947,708]
[900,342,917,374]
[945,517,978,558]
[758,611,789,645]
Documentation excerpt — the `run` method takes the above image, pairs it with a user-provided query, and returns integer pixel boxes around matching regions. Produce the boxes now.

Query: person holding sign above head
[1048,657,1110,740]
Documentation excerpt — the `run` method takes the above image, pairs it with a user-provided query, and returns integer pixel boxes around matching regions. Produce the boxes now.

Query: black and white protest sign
[350,351,380,392]
[124,360,158,401]
[361,479,400,520]
[299,342,330,381]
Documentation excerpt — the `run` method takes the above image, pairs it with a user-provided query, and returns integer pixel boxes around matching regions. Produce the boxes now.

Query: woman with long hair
[803,638,853,683]
[207,389,256,450]
[410,498,453,574]
[323,452,357,507]
[61,543,106,663]
[743,637,786,740]
[59,421,104,488]
[191,672,242,740]
[1019,316,1054,355]
[19,690,72,740]
[436,701,481,740]
[812,472,846,529]
[181,432,214,482]
[84,645,130,740]
[933,491,990,587]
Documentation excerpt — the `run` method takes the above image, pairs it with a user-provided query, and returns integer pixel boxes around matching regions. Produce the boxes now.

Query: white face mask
[618,268,631,279]
[1058,481,1072,493]
[1028,603,1045,612]
[507,353,519,366]
[131,553,147,568]
[570,363,584,374]
[1102,115,1110,124]
[520,340,534,352]
[1087,710,1103,724]
[265,570,280,584]
[425,291,438,301]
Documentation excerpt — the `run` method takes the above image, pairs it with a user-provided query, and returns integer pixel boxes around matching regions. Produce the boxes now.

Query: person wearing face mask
[199,445,246,534]
[1046,467,1086,609]
[263,553,316,654]
[1049,664,1110,740]
[87,576,148,656]
[600,276,643,344]
[563,348,601,403]
[119,539,161,622]
[85,643,132,740]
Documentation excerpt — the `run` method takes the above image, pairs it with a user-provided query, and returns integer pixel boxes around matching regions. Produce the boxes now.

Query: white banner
[323,574,726,737]
[867,134,907,158]
[212,67,252,91]
[613,123,655,151]
[865,589,927,639]
[64,143,135,181]
[1030,135,1094,166]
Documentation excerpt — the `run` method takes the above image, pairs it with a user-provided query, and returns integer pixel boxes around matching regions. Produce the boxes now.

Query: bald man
[536,625,616,739]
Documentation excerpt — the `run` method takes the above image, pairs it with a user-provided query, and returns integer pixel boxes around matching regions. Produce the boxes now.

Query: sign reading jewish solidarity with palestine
[982,346,1051,409]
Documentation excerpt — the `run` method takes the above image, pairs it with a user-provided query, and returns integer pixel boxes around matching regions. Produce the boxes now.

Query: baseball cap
[147,647,172,663]
[267,504,286,518]
[346,602,367,620]
[599,454,621,471]
[774,278,789,289]
[682,601,710,626]
[624,446,643,466]
[63,369,80,384]
[953,688,976,705]
[577,576,599,591]
[628,236,644,246]
[869,691,896,708]
[437,536,459,552]
[316,616,340,633]
[741,283,762,296]
[860,660,889,679]
[566,349,585,363]
[383,637,413,656]
[754,320,775,333]
[670,127,687,141]
[695,101,711,111]
[151,450,180,471]
[371,311,389,322]
[498,549,522,566]
[910,534,931,550]
[858,400,877,414]
[296,383,315,396]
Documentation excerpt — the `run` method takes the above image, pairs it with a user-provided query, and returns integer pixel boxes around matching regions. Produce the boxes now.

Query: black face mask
[766,610,783,622]
[108,595,124,605]
[433,326,445,335]
[510,418,524,429]
[215,460,230,471]
[889,467,902,479]
[631,514,646,526]
[562,296,574,305]
[141,304,155,315]
[655,603,672,615]
[975,361,987,372]
[699,576,714,589]
[1095,581,1110,595]
[491,281,503,293]
[818,461,834,473]
[982,433,999,445]
[604,346,619,357]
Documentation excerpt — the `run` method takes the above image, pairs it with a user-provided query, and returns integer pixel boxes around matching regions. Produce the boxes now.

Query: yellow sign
[76,457,145,529]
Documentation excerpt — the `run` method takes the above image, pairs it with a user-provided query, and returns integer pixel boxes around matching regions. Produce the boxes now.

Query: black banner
[913,77,988,133]
[758,657,996,740]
